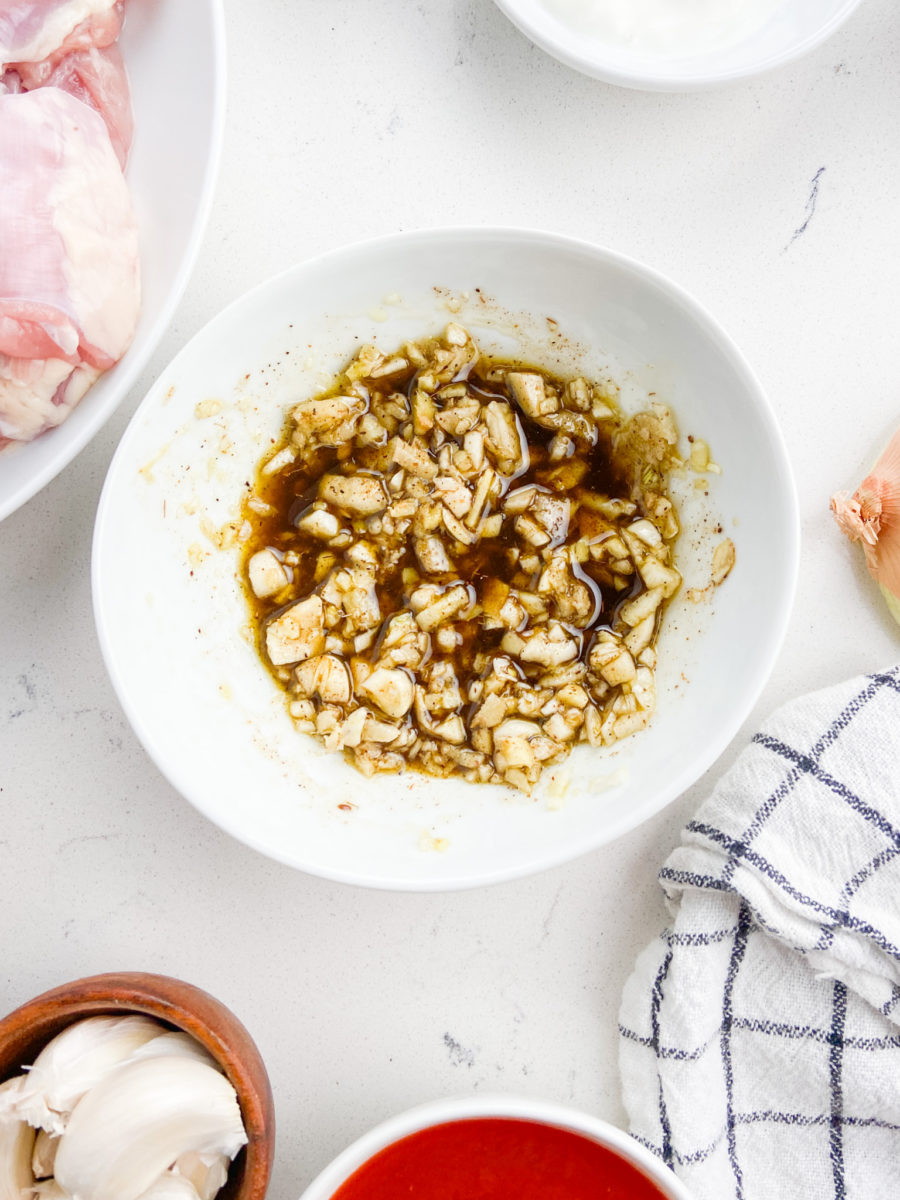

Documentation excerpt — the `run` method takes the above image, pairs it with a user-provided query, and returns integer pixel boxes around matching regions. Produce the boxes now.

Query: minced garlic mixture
[241,324,682,791]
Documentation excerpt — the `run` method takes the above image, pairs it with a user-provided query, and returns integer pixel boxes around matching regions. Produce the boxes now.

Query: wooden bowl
[0,972,274,1200]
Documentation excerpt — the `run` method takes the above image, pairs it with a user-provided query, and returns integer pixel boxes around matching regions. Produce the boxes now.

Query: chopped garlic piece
[240,325,689,789]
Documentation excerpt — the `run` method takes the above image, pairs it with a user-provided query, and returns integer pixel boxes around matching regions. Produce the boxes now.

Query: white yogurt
[542,0,783,58]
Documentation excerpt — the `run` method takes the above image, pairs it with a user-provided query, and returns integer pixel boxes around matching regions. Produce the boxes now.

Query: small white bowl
[298,1095,693,1200]
[92,227,798,891]
[493,0,862,90]
[0,0,226,522]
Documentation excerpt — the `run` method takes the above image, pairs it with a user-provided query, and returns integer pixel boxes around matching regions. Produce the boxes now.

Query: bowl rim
[297,1093,694,1199]
[92,224,801,892]
[0,0,228,524]
[491,0,863,91]
[0,971,274,1200]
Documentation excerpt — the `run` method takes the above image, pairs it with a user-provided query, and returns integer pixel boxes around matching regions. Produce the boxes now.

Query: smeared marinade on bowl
[240,324,683,792]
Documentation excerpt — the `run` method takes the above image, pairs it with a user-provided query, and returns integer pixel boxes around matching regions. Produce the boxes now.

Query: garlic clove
[832,424,900,625]
[0,1080,36,1200]
[5,1016,164,1135]
[32,1127,59,1179]
[54,1056,247,1200]
[125,1033,218,1071]
[136,1173,202,1200]
[172,1151,228,1200]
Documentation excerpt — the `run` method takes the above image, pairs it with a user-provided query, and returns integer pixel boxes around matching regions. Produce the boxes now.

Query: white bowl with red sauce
[298,1095,692,1200]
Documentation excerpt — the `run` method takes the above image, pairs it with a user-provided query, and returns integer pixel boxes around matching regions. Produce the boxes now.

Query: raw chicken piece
[2,1,131,162]
[0,87,139,445]
[0,0,123,69]
[28,43,132,163]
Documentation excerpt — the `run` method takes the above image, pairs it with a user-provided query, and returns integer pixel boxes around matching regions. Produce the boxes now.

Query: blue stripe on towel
[829,981,848,1199]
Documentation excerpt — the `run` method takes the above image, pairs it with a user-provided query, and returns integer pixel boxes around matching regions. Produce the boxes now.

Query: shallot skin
[832,425,900,624]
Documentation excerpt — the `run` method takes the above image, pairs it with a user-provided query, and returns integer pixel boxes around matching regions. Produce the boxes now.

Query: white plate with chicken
[0,0,226,521]
[92,228,799,891]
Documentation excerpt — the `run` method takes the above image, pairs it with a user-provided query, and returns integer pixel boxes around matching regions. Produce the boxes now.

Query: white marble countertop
[2,1,899,1196]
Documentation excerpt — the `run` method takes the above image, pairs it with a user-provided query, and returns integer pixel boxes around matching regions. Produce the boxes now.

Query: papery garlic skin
[832,425,900,626]
[1,1016,163,1135]
[0,1079,35,1200]
[54,1056,247,1200]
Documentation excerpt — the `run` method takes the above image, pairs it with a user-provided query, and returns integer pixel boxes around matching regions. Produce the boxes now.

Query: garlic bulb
[832,424,900,625]
[0,1016,247,1200]
[0,1080,35,1200]
[53,1055,247,1200]
[2,1016,162,1135]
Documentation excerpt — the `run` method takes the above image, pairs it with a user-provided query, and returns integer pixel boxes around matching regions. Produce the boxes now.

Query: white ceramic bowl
[493,0,862,90]
[0,0,226,522]
[297,1095,693,1199]
[92,227,798,891]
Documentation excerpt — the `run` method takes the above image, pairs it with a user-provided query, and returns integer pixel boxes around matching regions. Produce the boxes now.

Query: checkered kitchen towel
[619,666,900,1200]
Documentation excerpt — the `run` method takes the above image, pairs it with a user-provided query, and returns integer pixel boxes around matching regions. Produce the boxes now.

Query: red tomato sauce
[331,1118,670,1200]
